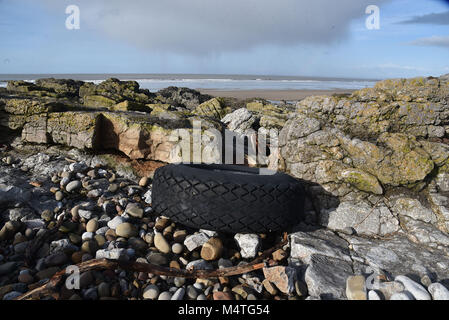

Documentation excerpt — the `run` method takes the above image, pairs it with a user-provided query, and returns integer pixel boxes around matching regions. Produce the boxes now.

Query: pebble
[171,243,184,255]
[173,230,187,242]
[86,219,98,233]
[66,180,82,193]
[201,237,223,261]
[115,223,138,238]
[174,277,186,287]
[158,291,173,300]
[234,233,260,259]
[262,279,278,296]
[184,233,209,251]
[186,259,213,271]
[126,203,144,218]
[346,275,367,300]
[186,285,198,299]
[107,216,126,230]
[390,292,414,300]
[171,288,186,300]
[377,281,405,300]
[3,291,22,300]
[154,233,171,254]
[368,290,382,300]
[428,283,449,300]
[263,266,296,295]
[108,184,119,193]
[78,209,93,220]
[213,291,234,300]
[139,177,149,187]
[55,191,64,201]
[41,210,53,222]
[197,294,207,300]
[395,275,431,300]
[143,284,160,300]
[0,262,17,275]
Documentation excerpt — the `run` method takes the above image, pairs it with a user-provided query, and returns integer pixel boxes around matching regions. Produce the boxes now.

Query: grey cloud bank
[399,11,449,25]
[51,0,390,55]
[408,35,449,48]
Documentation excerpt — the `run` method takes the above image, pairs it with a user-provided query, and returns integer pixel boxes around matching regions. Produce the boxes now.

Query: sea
[0,74,378,92]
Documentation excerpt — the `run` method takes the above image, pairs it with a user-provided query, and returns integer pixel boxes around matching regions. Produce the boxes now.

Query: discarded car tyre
[152,164,305,233]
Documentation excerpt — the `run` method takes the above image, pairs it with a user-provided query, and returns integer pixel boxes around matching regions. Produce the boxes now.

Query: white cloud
[46,0,391,55]
[407,35,449,48]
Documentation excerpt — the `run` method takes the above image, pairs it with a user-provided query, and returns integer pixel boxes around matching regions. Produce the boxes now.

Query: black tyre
[152,164,305,233]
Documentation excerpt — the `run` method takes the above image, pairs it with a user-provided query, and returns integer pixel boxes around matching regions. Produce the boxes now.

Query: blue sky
[0,0,448,79]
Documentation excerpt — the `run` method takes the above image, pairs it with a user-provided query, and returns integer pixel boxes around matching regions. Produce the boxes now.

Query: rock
[96,248,128,261]
[186,285,198,300]
[107,216,126,230]
[234,234,260,259]
[139,177,149,187]
[49,238,77,254]
[154,233,171,254]
[115,223,137,238]
[78,209,93,220]
[0,262,17,276]
[345,275,367,300]
[0,221,22,241]
[173,230,187,242]
[322,201,399,236]
[36,267,60,280]
[222,108,257,134]
[171,243,184,255]
[232,285,253,299]
[86,219,98,233]
[290,229,352,263]
[44,252,68,266]
[376,281,405,300]
[174,277,186,287]
[184,233,209,251]
[66,180,82,193]
[201,237,223,261]
[263,266,296,295]
[390,292,414,300]
[343,234,449,281]
[171,288,186,300]
[3,291,22,300]
[272,249,288,262]
[368,290,382,300]
[146,252,168,266]
[98,282,110,298]
[304,254,353,300]
[186,259,213,271]
[158,291,173,300]
[143,284,160,300]
[394,275,431,300]
[428,283,449,300]
[125,203,143,218]
[262,279,278,296]
[213,291,234,300]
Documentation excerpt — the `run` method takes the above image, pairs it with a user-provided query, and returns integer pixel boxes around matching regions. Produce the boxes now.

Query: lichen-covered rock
[193,97,228,120]
[83,95,117,109]
[46,112,102,149]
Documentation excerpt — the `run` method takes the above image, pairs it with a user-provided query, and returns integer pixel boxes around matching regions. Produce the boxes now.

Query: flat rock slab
[343,234,449,281]
[304,254,353,300]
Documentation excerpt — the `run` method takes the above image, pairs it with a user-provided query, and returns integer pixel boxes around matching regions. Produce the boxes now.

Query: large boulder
[280,74,449,238]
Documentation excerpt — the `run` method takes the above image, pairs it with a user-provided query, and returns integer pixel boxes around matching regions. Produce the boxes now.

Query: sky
[0,0,448,79]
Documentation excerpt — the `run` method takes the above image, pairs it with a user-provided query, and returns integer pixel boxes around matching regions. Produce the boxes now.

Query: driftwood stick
[16,234,288,300]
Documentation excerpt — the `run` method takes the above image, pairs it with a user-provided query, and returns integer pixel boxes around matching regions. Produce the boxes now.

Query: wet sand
[199,89,355,101]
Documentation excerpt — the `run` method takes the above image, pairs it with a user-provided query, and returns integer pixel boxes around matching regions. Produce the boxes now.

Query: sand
[199,89,355,101]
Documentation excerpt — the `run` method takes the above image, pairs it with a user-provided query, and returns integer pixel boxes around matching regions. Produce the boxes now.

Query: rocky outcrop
[280,75,449,242]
